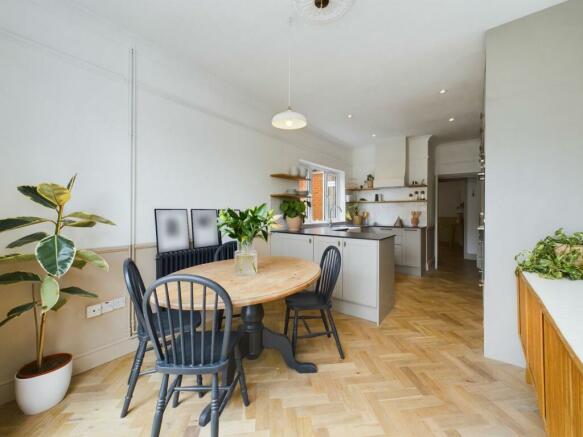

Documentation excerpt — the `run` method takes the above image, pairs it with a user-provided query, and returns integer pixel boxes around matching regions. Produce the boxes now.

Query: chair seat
[285,291,329,309]
[156,330,241,371]
[138,309,201,340]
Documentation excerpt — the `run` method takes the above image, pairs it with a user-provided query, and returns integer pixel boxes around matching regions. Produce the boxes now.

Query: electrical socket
[86,304,102,319]
[113,296,126,310]
[101,300,114,313]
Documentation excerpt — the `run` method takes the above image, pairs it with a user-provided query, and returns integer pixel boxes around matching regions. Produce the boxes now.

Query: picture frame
[190,209,221,248]
[154,209,190,254]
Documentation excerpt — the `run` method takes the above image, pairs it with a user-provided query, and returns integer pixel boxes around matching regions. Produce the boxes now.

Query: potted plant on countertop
[516,228,583,280]
[218,203,275,275]
[0,175,114,414]
[279,199,307,232]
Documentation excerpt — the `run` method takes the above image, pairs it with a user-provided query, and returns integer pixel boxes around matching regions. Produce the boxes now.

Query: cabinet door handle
[308,238,312,244]
[337,241,340,247]
[343,241,346,247]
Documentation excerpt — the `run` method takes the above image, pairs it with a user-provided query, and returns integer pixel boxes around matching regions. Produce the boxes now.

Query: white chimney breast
[374,137,407,187]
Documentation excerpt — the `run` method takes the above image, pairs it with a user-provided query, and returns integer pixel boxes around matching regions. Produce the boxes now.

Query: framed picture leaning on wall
[190,209,221,248]
[154,209,190,254]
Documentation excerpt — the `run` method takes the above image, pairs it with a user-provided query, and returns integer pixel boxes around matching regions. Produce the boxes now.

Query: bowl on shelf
[286,188,298,194]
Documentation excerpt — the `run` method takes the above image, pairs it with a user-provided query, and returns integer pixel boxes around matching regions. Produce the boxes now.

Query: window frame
[299,160,345,225]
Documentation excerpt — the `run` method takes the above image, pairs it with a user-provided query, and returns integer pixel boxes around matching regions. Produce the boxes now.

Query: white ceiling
[72,0,563,147]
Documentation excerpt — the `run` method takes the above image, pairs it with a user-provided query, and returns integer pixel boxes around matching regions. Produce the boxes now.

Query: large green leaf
[66,174,77,191]
[37,183,71,206]
[51,295,67,311]
[71,259,87,270]
[0,302,35,327]
[40,275,60,313]
[17,186,57,209]
[0,217,49,233]
[0,253,36,264]
[61,286,98,298]
[6,232,48,248]
[75,249,108,271]
[35,235,76,277]
[65,212,115,225]
[63,220,96,228]
[0,271,41,285]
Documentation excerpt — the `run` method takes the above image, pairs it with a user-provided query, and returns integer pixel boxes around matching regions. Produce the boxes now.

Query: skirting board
[0,336,138,406]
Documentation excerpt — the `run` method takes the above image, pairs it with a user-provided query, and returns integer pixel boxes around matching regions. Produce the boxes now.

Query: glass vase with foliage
[218,203,275,275]
[0,175,114,375]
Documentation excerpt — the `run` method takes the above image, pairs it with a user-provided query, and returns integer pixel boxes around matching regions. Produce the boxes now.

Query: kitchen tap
[328,206,343,226]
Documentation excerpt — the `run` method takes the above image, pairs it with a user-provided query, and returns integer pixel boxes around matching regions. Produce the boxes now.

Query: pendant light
[272,15,307,130]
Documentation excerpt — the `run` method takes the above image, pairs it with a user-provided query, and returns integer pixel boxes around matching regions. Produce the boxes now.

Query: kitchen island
[270,226,396,325]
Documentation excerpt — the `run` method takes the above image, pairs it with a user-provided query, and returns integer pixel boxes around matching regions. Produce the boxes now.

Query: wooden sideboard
[517,272,583,436]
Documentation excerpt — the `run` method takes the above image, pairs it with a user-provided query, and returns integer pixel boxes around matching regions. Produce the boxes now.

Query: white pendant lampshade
[272,14,307,130]
[272,108,307,130]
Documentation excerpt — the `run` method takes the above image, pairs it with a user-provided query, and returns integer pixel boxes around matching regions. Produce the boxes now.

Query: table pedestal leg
[199,303,317,427]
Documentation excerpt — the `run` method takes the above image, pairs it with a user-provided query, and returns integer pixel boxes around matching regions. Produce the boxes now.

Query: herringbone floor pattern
[0,253,544,436]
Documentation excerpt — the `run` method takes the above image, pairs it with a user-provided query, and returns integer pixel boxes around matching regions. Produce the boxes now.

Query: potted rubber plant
[280,199,307,232]
[0,175,114,414]
[218,204,275,275]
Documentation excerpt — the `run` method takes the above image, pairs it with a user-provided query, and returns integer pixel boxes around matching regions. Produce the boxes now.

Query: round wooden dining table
[168,256,321,374]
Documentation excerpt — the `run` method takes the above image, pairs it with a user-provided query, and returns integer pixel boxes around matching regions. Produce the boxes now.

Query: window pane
[327,173,337,219]
[311,171,324,222]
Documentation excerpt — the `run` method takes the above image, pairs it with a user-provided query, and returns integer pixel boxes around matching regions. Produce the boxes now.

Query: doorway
[435,175,480,275]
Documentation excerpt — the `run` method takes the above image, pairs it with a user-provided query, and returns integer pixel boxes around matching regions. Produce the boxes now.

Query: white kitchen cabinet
[313,236,343,299]
[394,244,403,265]
[270,232,313,261]
[341,239,378,308]
[402,228,421,267]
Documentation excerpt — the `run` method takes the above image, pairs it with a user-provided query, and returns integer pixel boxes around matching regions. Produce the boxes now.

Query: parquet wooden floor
[0,257,544,436]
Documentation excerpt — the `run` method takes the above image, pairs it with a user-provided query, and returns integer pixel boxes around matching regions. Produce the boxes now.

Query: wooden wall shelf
[270,173,309,181]
[270,193,309,200]
[346,185,427,192]
[347,200,427,204]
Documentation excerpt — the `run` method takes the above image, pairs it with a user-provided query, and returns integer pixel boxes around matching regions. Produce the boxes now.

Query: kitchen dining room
[1,1,582,436]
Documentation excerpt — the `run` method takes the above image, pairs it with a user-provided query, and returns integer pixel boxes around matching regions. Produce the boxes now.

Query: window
[299,161,345,224]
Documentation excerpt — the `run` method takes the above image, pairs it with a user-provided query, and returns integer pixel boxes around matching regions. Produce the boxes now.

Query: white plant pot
[15,353,72,415]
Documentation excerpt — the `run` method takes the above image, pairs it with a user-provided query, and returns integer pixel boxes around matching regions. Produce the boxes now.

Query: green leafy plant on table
[218,204,275,275]
[218,203,275,246]
[0,175,115,372]
[515,228,583,280]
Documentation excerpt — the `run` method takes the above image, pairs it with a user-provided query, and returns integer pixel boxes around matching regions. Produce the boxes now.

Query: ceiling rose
[293,0,355,23]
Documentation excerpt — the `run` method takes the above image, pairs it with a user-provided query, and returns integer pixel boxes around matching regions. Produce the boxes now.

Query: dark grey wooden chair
[283,245,345,359]
[213,242,240,327]
[121,259,202,418]
[143,274,249,437]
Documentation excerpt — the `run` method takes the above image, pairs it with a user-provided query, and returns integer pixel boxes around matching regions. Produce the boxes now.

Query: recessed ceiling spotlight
[448,117,455,122]
[440,89,448,94]
[347,114,353,119]
[372,133,376,138]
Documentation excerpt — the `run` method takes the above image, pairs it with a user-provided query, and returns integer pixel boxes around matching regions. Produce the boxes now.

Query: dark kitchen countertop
[271,225,411,241]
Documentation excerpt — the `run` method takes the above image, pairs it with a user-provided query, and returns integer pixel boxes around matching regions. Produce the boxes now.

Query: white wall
[435,139,480,176]
[484,0,583,367]
[0,0,350,404]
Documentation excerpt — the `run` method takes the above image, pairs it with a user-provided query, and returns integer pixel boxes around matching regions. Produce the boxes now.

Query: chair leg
[234,344,250,406]
[320,310,331,337]
[151,373,169,437]
[197,375,204,398]
[172,375,182,407]
[121,339,147,418]
[283,304,291,337]
[292,309,299,356]
[211,373,220,437]
[326,309,345,359]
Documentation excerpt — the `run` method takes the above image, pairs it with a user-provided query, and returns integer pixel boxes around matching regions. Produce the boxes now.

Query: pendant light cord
[287,15,293,109]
